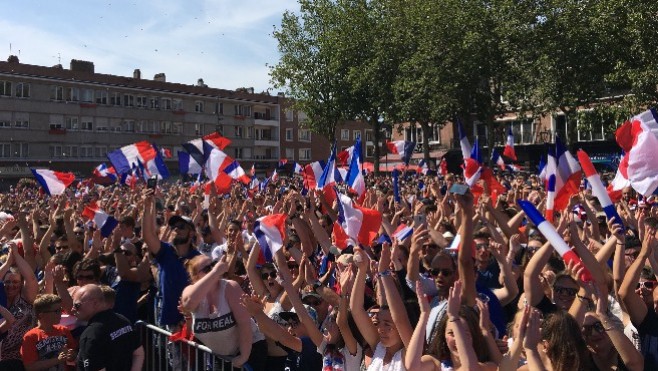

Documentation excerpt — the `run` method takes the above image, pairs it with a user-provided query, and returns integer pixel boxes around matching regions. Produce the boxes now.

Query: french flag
[463,138,483,187]
[610,150,629,192]
[615,108,658,196]
[224,160,251,184]
[107,141,169,179]
[417,160,429,175]
[178,151,203,175]
[578,150,624,229]
[205,148,234,194]
[303,161,325,190]
[545,174,556,223]
[271,169,279,183]
[545,136,581,211]
[345,136,365,196]
[293,162,304,174]
[457,118,472,160]
[92,163,117,183]
[160,148,173,159]
[518,200,592,282]
[250,164,256,177]
[333,190,381,249]
[318,144,342,189]
[182,132,231,167]
[254,214,287,262]
[386,140,415,165]
[503,127,517,161]
[490,148,507,171]
[337,146,354,167]
[82,202,118,238]
[393,223,413,241]
[31,169,75,195]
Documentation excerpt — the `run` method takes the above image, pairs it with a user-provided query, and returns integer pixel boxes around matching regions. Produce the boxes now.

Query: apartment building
[0,56,282,179]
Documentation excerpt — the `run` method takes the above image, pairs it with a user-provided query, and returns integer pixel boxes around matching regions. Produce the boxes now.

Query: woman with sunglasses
[246,242,293,370]
[0,241,38,370]
[181,254,266,371]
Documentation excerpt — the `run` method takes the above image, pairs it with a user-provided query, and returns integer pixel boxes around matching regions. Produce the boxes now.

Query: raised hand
[447,280,463,320]
[415,280,430,314]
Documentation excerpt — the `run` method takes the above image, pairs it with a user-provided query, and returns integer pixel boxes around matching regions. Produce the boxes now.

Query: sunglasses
[553,286,578,297]
[582,321,605,337]
[637,281,657,290]
[55,245,69,251]
[76,274,95,281]
[475,243,489,250]
[304,299,321,306]
[261,271,277,280]
[429,268,454,277]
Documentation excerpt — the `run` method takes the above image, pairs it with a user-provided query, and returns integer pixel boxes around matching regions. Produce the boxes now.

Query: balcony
[254,118,279,127]
[254,139,279,147]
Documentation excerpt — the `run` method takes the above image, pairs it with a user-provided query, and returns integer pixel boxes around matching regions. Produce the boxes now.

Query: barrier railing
[136,320,251,371]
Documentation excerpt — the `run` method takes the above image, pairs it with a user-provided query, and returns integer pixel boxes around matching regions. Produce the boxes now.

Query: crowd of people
[0,169,655,371]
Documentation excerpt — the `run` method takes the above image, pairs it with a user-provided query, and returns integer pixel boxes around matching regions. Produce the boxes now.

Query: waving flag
[345,136,365,196]
[457,118,472,160]
[205,148,234,194]
[545,174,557,223]
[178,151,202,175]
[578,150,624,229]
[224,160,251,184]
[303,161,325,190]
[318,144,342,189]
[393,223,413,241]
[545,136,582,210]
[386,140,415,165]
[463,138,483,187]
[333,190,382,249]
[491,148,507,171]
[31,169,75,195]
[160,147,173,159]
[182,132,231,167]
[293,162,304,174]
[417,160,429,175]
[250,164,256,177]
[82,202,118,237]
[254,214,287,262]
[615,108,658,196]
[337,146,354,167]
[107,141,168,179]
[92,163,117,184]
[503,127,517,161]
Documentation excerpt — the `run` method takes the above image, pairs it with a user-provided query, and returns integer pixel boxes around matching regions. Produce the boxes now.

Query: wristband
[377,270,392,278]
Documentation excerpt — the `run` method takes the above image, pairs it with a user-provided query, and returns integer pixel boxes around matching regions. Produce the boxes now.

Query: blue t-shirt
[154,242,199,326]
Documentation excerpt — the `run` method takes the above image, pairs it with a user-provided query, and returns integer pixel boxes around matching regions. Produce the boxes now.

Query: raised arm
[405,281,440,371]
[523,241,553,307]
[8,242,38,304]
[489,242,519,306]
[16,211,36,271]
[245,242,269,297]
[455,191,476,307]
[141,190,161,256]
[181,256,228,312]
[350,248,379,351]
[619,230,653,326]
[378,243,413,347]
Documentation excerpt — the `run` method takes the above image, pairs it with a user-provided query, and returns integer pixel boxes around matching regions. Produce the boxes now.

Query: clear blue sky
[0,0,299,93]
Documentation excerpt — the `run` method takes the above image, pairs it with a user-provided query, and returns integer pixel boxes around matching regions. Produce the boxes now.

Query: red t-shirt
[21,325,77,370]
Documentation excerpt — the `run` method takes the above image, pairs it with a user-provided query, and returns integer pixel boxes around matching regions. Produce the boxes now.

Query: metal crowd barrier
[136,321,252,371]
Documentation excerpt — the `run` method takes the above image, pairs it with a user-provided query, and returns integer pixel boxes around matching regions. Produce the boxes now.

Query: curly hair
[540,311,591,371]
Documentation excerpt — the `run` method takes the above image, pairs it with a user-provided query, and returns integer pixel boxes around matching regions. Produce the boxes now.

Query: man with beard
[620,216,658,369]
[142,189,200,366]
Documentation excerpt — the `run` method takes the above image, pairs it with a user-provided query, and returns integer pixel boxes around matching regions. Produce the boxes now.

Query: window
[136,96,147,108]
[353,130,361,140]
[474,122,488,145]
[66,87,79,102]
[13,143,28,158]
[123,94,134,107]
[96,117,108,131]
[430,124,441,144]
[286,110,294,121]
[51,86,64,101]
[195,123,201,135]
[150,121,160,133]
[299,148,311,160]
[498,118,535,145]
[95,146,107,158]
[49,145,62,158]
[123,120,134,132]
[286,148,295,160]
[365,130,373,142]
[195,101,204,113]
[110,92,121,106]
[161,121,173,134]
[215,102,224,114]
[14,112,29,128]
[234,126,243,138]
[235,148,243,158]
[110,118,122,132]
[81,89,94,103]
[49,114,64,129]
[172,122,182,135]
[0,112,10,128]
[0,121,10,128]
[95,90,108,104]
[15,83,30,98]
[0,143,10,158]
[81,117,93,131]
[80,146,94,158]
[65,116,79,130]
[299,129,311,142]
[244,106,252,117]
[149,97,159,109]
[286,128,293,141]
[366,145,375,157]
[247,127,253,139]
[0,81,11,96]
[173,99,183,111]
[161,98,171,110]
[235,105,244,116]
[340,129,349,141]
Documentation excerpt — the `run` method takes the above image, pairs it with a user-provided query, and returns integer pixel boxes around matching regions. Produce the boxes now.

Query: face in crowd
[552,275,578,311]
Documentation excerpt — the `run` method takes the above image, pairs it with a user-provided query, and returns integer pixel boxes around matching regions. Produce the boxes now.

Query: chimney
[246,87,254,94]
[7,55,19,64]
[154,73,166,82]
[196,78,207,87]
[70,59,95,73]
[133,69,141,79]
